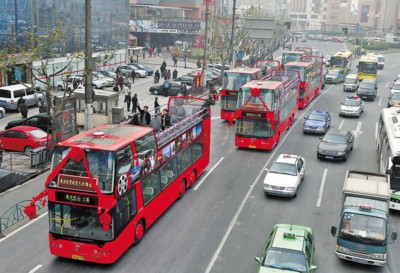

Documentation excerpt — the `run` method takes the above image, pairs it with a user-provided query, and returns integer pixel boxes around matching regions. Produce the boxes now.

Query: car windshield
[29,129,48,139]
[236,118,273,138]
[323,132,347,144]
[269,162,297,176]
[328,70,340,76]
[344,78,357,84]
[308,113,326,121]
[359,83,374,90]
[343,99,360,106]
[263,247,307,272]
[392,93,400,100]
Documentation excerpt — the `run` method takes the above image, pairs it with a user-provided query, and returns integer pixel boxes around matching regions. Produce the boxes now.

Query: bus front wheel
[134,220,145,245]
[179,181,186,199]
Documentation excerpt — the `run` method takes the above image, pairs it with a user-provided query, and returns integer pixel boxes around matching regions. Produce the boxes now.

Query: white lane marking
[194,157,224,190]
[385,81,390,88]
[204,87,332,273]
[339,119,344,129]
[352,121,363,138]
[375,122,378,141]
[316,169,328,207]
[379,96,382,106]
[28,265,43,273]
[0,212,48,244]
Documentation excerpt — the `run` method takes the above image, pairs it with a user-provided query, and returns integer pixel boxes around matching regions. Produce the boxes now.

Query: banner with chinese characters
[158,21,201,34]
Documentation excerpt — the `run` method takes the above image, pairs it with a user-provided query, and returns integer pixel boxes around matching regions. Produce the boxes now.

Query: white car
[263,154,305,197]
[56,75,105,91]
[127,65,148,78]
[93,71,114,87]
[339,96,364,117]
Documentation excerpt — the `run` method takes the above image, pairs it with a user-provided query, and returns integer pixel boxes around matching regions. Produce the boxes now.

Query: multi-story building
[129,0,208,49]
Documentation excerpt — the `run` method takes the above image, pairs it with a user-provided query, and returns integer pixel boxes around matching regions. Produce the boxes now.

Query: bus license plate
[248,145,256,149]
[352,257,367,264]
[72,255,85,261]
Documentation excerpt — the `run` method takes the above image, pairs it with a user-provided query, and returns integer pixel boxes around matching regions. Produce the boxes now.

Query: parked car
[55,75,105,91]
[303,109,331,134]
[0,106,5,118]
[128,63,154,76]
[0,84,43,111]
[5,113,53,133]
[325,69,346,84]
[357,79,377,101]
[0,125,50,155]
[149,81,192,96]
[173,75,195,86]
[388,91,400,107]
[96,70,117,80]
[317,129,354,161]
[92,71,114,87]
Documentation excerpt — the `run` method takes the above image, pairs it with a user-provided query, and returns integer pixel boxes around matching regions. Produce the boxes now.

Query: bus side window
[115,145,133,185]
[160,157,177,189]
[177,147,192,175]
[115,188,137,235]
[134,132,156,161]
[142,170,160,205]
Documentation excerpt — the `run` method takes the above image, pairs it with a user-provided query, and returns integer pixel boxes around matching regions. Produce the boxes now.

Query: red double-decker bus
[283,56,323,108]
[294,46,313,56]
[219,68,262,125]
[24,97,211,264]
[281,51,306,66]
[256,60,281,78]
[235,70,300,150]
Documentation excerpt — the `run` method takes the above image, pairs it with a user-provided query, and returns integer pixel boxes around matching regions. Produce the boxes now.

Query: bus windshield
[330,57,346,67]
[52,146,115,193]
[49,202,114,241]
[359,62,377,74]
[221,95,238,111]
[236,118,273,138]
[238,88,276,110]
[339,212,386,245]
[223,72,254,90]
[284,66,306,81]
[282,53,303,65]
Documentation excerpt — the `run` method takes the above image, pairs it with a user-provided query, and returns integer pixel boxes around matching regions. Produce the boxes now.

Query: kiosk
[74,88,119,127]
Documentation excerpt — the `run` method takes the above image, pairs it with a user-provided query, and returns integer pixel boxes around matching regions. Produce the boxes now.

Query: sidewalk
[135,52,197,70]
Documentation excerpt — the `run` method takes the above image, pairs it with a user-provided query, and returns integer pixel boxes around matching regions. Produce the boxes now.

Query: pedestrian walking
[197,58,201,69]
[160,60,167,75]
[161,109,171,131]
[172,69,178,79]
[117,76,124,91]
[122,84,131,111]
[163,70,168,80]
[131,93,138,113]
[162,81,170,97]
[130,70,135,84]
[19,98,28,118]
[138,105,151,126]
[154,97,160,115]
[181,82,188,96]
[167,69,171,80]
[173,56,177,67]
[149,47,153,57]
[0,142,3,167]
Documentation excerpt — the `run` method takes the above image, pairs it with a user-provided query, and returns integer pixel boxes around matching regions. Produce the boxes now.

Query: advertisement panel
[360,5,370,22]
[350,0,359,15]
[129,20,158,33]
[158,21,201,34]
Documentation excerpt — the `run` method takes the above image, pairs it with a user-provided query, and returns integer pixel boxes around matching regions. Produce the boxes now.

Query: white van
[0,84,42,111]
[343,74,359,92]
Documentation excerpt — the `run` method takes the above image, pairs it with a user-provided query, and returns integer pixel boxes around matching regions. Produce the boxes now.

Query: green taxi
[255,224,317,272]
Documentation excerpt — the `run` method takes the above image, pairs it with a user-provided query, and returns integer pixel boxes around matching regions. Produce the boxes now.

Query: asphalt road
[1,40,400,273]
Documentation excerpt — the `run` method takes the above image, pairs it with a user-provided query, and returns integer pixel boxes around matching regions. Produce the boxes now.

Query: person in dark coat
[138,105,151,126]
[160,60,167,74]
[161,109,171,131]
[167,69,171,80]
[197,59,201,68]
[18,98,28,118]
[181,82,188,96]
[173,56,177,67]
[172,69,178,79]
[117,76,124,91]
[154,97,160,115]
[130,70,135,83]
[163,70,168,80]
[131,94,138,113]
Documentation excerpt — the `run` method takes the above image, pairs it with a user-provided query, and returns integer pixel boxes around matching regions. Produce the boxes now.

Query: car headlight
[337,245,350,254]
[264,184,271,189]
[371,253,386,260]
[337,151,346,156]
[303,125,309,129]
[286,187,296,191]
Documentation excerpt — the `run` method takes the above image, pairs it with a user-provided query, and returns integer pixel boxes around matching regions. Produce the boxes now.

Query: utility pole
[14,0,18,40]
[202,0,210,94]
[85,0,93,130]
[229,0,237,69]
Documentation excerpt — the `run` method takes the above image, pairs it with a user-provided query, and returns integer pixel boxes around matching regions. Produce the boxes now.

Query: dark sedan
[149,81,192,96]
[317,129,354,161]
[174,76,194,86]
[5,113,53,133]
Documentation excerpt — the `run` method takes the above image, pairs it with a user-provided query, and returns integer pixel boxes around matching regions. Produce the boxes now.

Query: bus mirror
[255,257,262,264]
[331,226,337,236]
[391,232,397,241]
[265,168,269,172]
[310,265,318,271]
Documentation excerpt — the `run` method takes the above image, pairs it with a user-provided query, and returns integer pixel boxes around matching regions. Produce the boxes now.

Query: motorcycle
[154,75,160,83]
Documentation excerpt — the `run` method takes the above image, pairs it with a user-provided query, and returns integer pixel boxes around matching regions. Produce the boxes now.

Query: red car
[0,126,50,155]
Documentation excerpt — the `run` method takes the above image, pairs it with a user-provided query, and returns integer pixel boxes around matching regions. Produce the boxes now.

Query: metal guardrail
[0,197,47,238]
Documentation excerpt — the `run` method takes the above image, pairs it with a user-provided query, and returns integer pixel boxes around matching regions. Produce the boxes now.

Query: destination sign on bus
[242,112,267,118]
[226,91,238,96]
[57,174,97,192]
[55,192,98,206]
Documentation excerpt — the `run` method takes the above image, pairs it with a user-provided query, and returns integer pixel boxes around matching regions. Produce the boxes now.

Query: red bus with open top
[281,51,306,66]
[219,68,262,125]
[294,47,313,56]
[256,59,281,78]
[24,97,211,264]
[235,70,300,150]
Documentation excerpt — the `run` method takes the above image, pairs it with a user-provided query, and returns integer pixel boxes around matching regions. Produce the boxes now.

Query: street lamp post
[229,0,237,69]
[84,0,94,130]
[202,0,210,94]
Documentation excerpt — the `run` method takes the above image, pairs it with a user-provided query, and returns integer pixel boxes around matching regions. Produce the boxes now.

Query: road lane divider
[203,86,333,273]
[339,119,344,130]
[352,121,363,138]
[194,157,224,190]
[316,169,328,207]
[28,265,42,273]
[379,96,382,106]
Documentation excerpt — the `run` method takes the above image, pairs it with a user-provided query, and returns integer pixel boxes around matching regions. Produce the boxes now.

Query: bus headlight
[337,245,350,254]
[371,253,386,260]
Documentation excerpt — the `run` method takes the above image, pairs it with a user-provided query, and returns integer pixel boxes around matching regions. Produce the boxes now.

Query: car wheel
[0,112,3,119]
[24,146,33,156]
[154,90,159,95]
[136,73,140,78]
[343,153,348,161]
[57,85,64,91]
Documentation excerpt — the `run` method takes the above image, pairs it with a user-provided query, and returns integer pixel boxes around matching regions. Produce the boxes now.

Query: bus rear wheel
[134,220,145,245]
[179,181,186,199]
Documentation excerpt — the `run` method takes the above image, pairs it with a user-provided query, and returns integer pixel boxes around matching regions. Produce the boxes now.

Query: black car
[357,79,377,101]
[174,76,195,86]
[5,113,53,133]
[317,129,354,161]
[149,81,192,96]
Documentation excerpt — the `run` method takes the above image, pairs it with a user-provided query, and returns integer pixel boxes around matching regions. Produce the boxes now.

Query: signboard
[158,21,201,34]
[55,192,98,206]
[243,18,274,41]
[242,112,267,118]
[242,103,265,110]
[129,20,158,33]
[57,174,97,193]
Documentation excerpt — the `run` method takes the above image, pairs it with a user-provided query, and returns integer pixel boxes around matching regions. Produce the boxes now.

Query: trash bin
[112,107,125,124]
[30,146,48,167]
